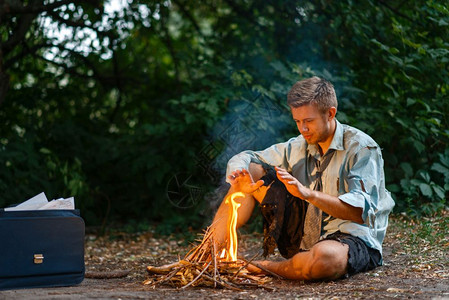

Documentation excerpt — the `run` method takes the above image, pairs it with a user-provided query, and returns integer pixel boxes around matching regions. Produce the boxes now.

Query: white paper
[3,193,75,211]
[38,197,75,210]
[4,192,49,211]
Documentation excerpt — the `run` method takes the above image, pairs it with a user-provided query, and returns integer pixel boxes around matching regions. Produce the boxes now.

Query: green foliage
[1,0,448,233]
[0,133,90,209]
[307,0,449,216]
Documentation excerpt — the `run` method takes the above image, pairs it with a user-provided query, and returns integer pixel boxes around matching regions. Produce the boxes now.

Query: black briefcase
[0,209,85,290]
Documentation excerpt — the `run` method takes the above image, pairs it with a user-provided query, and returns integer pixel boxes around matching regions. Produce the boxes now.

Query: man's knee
[248,163,266,181]
[308,241,349,280]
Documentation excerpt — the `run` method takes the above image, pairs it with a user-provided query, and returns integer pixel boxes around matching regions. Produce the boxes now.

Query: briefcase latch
[34,254,44,264]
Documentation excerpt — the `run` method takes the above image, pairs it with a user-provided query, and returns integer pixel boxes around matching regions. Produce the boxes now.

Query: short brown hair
[287,76,338,113]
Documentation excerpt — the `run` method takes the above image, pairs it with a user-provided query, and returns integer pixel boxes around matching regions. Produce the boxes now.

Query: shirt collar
[306,119,344,156]
[329,119,344,151]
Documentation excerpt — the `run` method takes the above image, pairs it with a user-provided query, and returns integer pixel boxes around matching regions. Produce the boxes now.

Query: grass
[387,209,449,269]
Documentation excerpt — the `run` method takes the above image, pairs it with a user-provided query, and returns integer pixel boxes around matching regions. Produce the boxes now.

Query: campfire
[144,192,276,290]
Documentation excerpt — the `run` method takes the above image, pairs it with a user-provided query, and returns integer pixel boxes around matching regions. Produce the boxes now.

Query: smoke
[195,91,294,210]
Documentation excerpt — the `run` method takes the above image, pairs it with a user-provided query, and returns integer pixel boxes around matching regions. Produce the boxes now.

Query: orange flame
[223,192,244,261]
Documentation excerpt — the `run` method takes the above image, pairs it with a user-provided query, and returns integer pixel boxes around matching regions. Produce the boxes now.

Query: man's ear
[328,107,337,120]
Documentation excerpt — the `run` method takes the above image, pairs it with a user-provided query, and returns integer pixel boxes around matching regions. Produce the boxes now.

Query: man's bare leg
[209,163,266,246]
[248,240,349,280]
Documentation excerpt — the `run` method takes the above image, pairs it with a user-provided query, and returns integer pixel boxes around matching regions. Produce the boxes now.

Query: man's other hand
[228,169,264,194]
[275,166,312,200]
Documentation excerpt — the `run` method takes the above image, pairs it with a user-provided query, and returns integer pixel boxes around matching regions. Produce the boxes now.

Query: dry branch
[85,269,131,279]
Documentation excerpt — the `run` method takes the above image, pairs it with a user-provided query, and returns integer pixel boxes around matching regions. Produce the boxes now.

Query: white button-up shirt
[226,120,395,259]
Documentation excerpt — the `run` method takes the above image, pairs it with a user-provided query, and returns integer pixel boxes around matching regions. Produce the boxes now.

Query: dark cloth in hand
[260,166,308,259]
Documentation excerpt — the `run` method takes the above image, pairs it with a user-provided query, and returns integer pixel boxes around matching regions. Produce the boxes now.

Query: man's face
[291,104,334,145]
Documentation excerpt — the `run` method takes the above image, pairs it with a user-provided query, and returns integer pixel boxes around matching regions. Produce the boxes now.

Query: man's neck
[317,119,337,156]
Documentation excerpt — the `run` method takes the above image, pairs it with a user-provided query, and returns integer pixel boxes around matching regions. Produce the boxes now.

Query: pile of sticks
[144,228,276,291]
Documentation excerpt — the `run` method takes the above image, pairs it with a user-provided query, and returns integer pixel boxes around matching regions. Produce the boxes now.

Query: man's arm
[225,137,300,183]
[275,167,363,224]
[307,190,363,224]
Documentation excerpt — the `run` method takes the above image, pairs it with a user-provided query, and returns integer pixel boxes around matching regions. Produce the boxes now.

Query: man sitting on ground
[209,76,395,280]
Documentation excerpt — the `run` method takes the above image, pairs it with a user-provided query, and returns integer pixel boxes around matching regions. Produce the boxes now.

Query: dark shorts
[320,231,382,278]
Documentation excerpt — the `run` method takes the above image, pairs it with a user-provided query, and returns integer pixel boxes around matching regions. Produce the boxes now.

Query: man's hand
[275,166,312,200]
[228,169,264,194]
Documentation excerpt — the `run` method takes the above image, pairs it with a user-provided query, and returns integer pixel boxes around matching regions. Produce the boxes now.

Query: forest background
[1,0,448,234]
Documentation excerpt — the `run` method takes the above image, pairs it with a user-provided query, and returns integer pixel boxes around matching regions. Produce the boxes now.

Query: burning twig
[212,239,217,288]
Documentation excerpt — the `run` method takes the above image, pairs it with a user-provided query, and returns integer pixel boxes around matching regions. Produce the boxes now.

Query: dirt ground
[1,212,448,299]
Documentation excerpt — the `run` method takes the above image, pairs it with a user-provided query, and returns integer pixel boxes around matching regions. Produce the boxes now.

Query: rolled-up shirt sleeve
[225,138,297,183]
[338,146,382,228]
